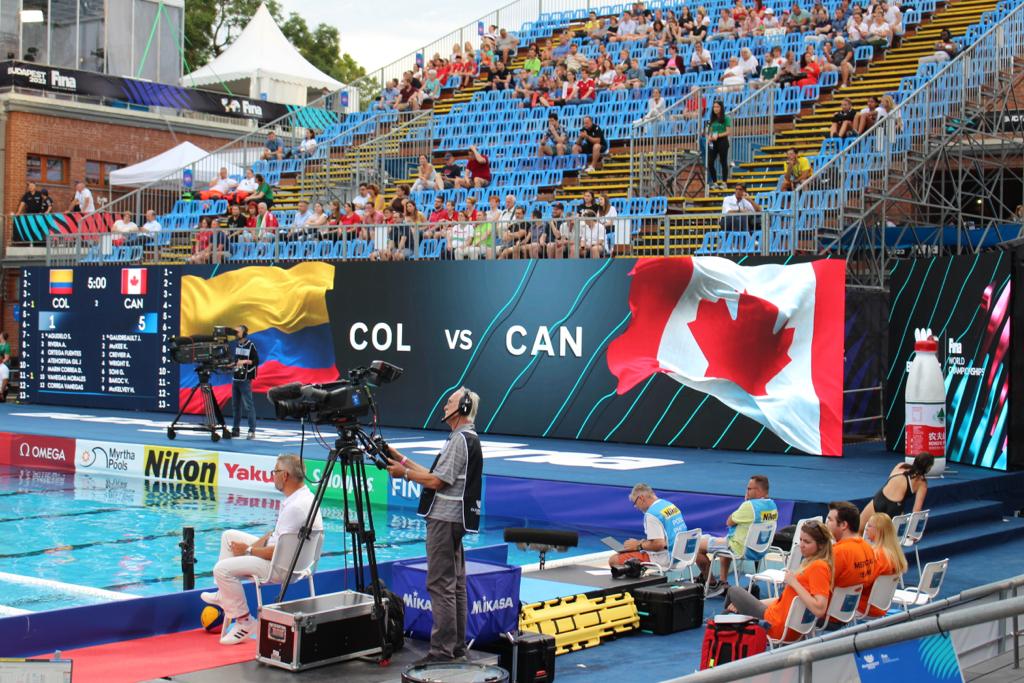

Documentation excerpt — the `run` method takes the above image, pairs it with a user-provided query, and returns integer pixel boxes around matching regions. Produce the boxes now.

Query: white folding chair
[746,517,822,599]
[816,584,863,632]
[767,596,818,649]
[902,510,930,580]
[643,528,703,581]
[891,512,912,544]
[892,558,948,611]
[706,520,778,594]
[854,573,901,622]
[221,530,324,636]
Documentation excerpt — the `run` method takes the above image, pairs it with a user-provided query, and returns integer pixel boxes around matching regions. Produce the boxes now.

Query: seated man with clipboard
[608,483,687,570]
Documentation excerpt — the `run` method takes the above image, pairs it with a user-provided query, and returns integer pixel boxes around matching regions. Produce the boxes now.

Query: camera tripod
[167,366,230,442]
[278,423,393,662]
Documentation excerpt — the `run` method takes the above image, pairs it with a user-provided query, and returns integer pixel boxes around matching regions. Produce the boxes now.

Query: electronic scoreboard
[19,266,180,411]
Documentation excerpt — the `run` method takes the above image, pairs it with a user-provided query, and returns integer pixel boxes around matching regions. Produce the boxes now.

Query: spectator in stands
[449,215,479,260]
[696,475,779,596]
[720,56,747,91]
[546,203,571,259]
[879,95,902,131]
[254,202,279,241]
[846,7,869,44]
[427,196,447,223]
[439,153,462,190]
[17,181,44,214]
[827,501,876,620]
[402,199,426,226]
[352,183,370,210]
[625,58,648,88]
[863,513,908,616]
[575,68,597,102]
[564,43,583,74]
[573,115,606,173]
[247,173,274,208]
[778,148,813,191]
[226,204,247,236]
[721,183,762,231]
[787,2,813,31]
[227,169,258,205]
[644,46,668,77]
[853,95,885,134]
[796,53,821,86]
[394,76,420,111]
[367,184,386,212]
[391,219,414,261]
[577,190,599,216]
[578,211,607,258]
[297,129,318,158]
[738,47,759,77]
[688,41,714,72]
[261,131,284,161]
[609,484,686,569]
[539,112,569,157]
[723,521,833,642]
[495,28,519,63]
[292,200,313,231]
[649,19,671,46]
[830,98,857,138]
[808,6,833,41]
[305,203,329,236]
[642,87,668,123]
[920,28,958,65]
[756,45,785,85]
[463,196,481,222]
[242,202,259,233]
[484,194,502,226]
[411,154,443,192]
[866,7,892,47]
[611,10,640,42]
[389,186,410,214]
[488,61,512,91]
[136,209,159,233]
[883,1,903,41]
[369,214,393,261]
[338,202,364,238]
[421,70,442,106]
[112,211,139,242]
[597,193,627,255]
[200,167,238,201]
[859,454,932,531]
[825,36,854,87]
[190,216,228,264]
[525,207,553,259]
[454,145,492,189]
[692,7,712,42]
[710,8,738,40]
[498,206,530,259]
[40,188,52,213]
[707,101,731,190]
[69,180,96,214]
[523,46,542,75]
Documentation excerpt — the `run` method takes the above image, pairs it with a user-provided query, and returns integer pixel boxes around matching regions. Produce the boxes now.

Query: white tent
[109,142,246,187]
[180,4,343,106]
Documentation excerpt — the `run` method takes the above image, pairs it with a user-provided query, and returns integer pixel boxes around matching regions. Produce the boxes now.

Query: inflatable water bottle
[905,328,946,475]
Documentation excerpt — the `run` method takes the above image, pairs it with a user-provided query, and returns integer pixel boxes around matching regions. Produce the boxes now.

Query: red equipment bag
[699,615,768,670]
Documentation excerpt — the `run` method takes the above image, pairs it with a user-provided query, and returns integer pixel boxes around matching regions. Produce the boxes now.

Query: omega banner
[0,61,290,123]
[325,259,846,456]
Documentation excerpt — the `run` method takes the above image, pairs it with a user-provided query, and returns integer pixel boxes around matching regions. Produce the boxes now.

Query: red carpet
[47,628,256,682]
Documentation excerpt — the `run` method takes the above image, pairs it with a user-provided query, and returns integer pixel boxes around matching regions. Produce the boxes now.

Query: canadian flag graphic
[606,257,845,456]
[121,268,148,296]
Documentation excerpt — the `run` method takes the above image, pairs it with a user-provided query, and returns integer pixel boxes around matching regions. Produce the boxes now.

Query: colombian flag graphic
[178,263,339,412]
[49,269,74,295]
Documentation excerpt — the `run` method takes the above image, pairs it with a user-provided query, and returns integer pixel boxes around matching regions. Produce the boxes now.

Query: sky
[277,0,497,75]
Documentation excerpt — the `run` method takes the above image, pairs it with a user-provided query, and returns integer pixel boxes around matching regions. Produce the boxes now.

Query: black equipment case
[257,590,385,671]
[633,582,705,635]
[481,630,556,682]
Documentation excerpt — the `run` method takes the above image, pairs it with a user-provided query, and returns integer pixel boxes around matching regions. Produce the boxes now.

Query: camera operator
[386,387,483,665]
[231,325,259,439]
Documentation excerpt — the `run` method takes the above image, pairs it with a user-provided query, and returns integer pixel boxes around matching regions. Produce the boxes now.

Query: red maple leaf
[687,291,794,396]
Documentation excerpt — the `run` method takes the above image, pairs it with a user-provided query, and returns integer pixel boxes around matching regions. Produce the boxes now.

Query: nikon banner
[142,445,218,486]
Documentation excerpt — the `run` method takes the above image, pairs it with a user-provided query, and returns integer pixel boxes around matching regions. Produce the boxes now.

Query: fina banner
[885,253,1017,470]
[391,559,521,644]
[0,60,290,123]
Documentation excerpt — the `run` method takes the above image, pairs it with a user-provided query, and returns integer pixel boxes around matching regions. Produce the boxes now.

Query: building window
[86,160,125,187]
[27,154,69,185]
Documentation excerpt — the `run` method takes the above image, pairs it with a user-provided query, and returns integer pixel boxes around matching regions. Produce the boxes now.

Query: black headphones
[458,390,473,416]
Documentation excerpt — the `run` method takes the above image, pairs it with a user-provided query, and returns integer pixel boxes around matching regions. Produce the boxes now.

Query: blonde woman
[879,94,902,132]
[725,521,834,642]
[863,512,908,616]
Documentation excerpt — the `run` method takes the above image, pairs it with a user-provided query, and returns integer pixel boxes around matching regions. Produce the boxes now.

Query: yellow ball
[200,605,224,632]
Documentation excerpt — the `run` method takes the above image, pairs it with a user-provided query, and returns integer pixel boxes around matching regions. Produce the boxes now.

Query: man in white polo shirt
[202,454,323,645]
[720,183,762,232]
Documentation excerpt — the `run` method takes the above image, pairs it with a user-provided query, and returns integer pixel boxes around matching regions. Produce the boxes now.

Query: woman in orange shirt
[863,512,908,616]
[725,521,834,642]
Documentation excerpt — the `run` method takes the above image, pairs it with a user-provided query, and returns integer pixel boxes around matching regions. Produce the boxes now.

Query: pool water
[0,466,607,614]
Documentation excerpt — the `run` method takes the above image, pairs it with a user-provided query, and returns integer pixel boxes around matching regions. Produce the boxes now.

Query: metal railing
[796,0,1024,261]
[667,574,1024,682]
[628,85,776,198]
[44,208,805,265]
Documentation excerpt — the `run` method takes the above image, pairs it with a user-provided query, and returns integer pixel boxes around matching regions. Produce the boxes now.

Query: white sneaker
[220,617,255,645]
[585,165,596,173]
[200,591,223,606]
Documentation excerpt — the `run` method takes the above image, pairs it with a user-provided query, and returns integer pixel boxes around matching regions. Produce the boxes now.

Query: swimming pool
[0,466,608,614]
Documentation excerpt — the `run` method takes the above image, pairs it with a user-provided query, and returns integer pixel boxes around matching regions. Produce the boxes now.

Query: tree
[183,0,370,98]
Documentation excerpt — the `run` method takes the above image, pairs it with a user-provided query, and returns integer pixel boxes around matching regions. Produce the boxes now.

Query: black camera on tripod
[266,360,403,424]
[167,326,237,368]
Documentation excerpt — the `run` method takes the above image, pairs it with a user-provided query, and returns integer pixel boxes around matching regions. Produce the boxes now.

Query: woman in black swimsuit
[859,454,934,532]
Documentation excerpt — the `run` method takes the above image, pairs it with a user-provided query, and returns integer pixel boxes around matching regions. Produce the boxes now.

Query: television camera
[166,326,239,442]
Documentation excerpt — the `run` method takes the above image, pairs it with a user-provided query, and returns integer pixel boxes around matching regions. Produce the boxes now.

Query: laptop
[601,536,625,552]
